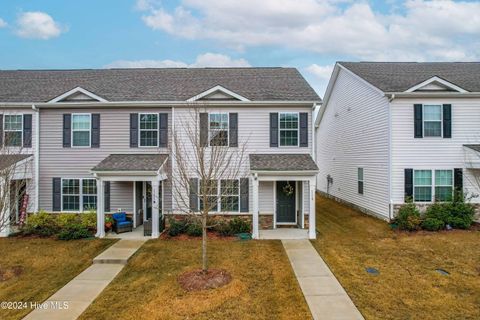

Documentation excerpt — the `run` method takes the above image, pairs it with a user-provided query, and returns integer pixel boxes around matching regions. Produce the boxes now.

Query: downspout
[386,94,395,220]
[171,106,175,214]
[32,104,40,213]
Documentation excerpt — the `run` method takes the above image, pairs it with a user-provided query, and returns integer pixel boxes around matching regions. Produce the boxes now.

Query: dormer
[48,87,108,103]
[187,85,250,102]
[405,76,468,93]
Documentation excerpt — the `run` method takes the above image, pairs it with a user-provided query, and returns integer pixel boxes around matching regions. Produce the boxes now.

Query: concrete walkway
[24,239,146,320]
[282,240,364,320]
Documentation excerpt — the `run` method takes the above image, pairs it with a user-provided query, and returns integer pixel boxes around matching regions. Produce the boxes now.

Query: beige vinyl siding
[109,181,133,212]
[316,68,390,218]
[38,107,172,212]
[259,181,274,213]
[391,98,480,204]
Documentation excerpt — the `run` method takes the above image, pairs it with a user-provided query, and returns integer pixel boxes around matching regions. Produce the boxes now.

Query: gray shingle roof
[0,154,32,170]
[249,154,318,172]
[464,144,480,152]
[339,62,480,93]
[92,154,168,172]
[0,68,320,102]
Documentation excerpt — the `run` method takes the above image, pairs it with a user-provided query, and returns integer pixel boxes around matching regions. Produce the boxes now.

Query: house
[315,62,480,220]
[0,68,320,238]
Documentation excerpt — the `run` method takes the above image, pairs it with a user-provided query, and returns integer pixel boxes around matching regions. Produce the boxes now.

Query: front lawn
[79,239,310,320]
[0,237,115,320]
[312,194,480,320]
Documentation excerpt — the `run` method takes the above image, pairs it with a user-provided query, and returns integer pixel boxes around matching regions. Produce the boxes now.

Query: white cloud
[15,12,64,40]
[137,0,480,61]
[105,53,251,68]
[0,18,7,28]
[305,64,334,97]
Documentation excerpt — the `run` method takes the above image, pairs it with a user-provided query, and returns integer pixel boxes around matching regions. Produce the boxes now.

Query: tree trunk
[202,213,208,272]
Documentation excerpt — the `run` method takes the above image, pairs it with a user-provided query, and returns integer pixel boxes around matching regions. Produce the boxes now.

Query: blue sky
[1,0,479,96]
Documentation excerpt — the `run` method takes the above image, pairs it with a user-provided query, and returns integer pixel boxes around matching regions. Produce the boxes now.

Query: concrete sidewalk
[24,239,146,320]
[282,240,364,320]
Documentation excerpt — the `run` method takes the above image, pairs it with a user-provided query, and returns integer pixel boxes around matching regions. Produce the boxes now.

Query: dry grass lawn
[0,237,115,320]
[312,194,480,320]
[80,239,311,320]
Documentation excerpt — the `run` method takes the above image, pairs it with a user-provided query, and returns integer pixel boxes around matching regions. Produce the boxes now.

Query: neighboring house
[0,68,320,238]
[315,62,480,220]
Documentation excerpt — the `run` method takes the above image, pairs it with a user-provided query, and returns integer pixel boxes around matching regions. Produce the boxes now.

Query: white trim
[48,87,108,103]
[71,113,92,148]
[132,181,136,227]
[252,170,318,177]
[33,105,39,213]
[405,76,468,93]
[278,112,300,147]
[187,85,250,102]
[138,113,159,147]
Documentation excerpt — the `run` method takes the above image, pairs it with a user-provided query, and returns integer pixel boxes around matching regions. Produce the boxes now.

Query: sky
[0,0,479,97]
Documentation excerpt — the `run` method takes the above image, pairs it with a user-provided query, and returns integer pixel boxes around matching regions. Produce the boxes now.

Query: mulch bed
[160,231,236,241]
[178,269,232,291]
[0,265,24,281]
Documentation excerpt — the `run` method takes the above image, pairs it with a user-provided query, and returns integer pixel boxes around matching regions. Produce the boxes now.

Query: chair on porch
[143,214,165,236]
[112,212,133,234]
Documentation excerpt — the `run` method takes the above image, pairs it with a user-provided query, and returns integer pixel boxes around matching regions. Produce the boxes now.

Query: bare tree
[170,107,248,272]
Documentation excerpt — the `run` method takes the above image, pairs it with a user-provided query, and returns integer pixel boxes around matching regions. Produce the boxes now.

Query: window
[435,170,453,202]
[139,113,158,147]
[423,105,442,137]
[209,113,228,146]
[72,114,91,147]
[279,112,299,146]
[199,180,218,211]
[220,179,240,212]
[4,115,23,147]
[414,170,432,202]
[62,179,97,211]
[358,168,364,194]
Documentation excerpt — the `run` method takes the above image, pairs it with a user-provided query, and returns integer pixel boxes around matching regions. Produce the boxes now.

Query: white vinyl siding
[72,114,91,147]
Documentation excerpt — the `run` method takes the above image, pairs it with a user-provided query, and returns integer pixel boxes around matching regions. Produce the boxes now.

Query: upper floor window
[357,168,364,195]
[423,105,442,137]
[72,114,91,147]
[4,115,23,147]
[279,112,299,146]
[139,113,158,147]
[209,113,229,146]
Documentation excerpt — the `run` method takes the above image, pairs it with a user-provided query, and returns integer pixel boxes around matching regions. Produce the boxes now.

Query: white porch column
[308,177,316,239]
[96,178,105,238]
[252,174,259,239]
[151,180,160,239]
[0,177,10,237]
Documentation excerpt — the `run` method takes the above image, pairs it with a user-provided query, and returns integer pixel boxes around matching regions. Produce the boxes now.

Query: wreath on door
[282,182,294,197]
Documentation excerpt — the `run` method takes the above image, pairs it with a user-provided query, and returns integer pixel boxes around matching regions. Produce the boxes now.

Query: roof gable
[187,85,250,102]
[48,87,108,103]
[405,76,468,93]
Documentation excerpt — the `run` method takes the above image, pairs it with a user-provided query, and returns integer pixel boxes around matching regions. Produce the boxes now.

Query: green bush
[448,200,475,228]
[449,216,472,229]
[168,217,187,236]
[421,217,444,231]
[81,211,97,230]
[23,211,58,236]
[228,217,251,234]
[57,213,80,228]
[186,222,203,237]
[425,203,451,224]
[214,221,232,236]
[57,224,93,240]
[395,202,422,231]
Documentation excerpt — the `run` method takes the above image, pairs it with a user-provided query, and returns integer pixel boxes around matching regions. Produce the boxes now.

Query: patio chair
[112,212,133,234]
[144,215,165,236]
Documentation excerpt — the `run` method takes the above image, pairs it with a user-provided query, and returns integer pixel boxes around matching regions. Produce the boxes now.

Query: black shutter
[299,112,308,147]
[159,113,168,148]
[104,181,110,212]
[63,114,71,148]
[199,113,208,147]
[270,113,278,147]
[240,178,249,212]
[130,113,138,148]
[443,104,452,138]
[23,114,32,148]
[91,114,100,148]
[404,169,413,201]
[0,114,3,146]
[454,168,463,201]
[189,178,199,211]
[52,178,61,211]
[414,104,423,138]
[229,113,238,147]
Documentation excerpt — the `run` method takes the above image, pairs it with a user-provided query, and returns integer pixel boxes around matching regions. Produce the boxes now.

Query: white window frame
[220,179,241,213]
[279,112,300,147]
[71,113,92,148]
[423,105,443,138]
[3,114,23,147]
[413,169,454,203]
[61,178,97,212]
[357,167,364,195]
[198,179,219,212]
[413,170,433,202]
[434,169,454,202]
[138,113,159,147]
[208,112,229,147]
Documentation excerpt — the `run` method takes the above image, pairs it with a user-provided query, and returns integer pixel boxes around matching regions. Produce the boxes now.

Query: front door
[276,181,296,224]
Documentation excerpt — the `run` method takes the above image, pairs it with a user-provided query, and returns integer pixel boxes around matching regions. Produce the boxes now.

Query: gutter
[250,170,319,176]
[32,104,40,213]
[385,92,480,99]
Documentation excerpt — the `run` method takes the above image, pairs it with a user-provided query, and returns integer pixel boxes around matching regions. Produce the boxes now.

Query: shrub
[168,217,187,236]
[23,211,58,236]
[214,221,232,236]
[57,213,80,228]
[425,203,451,224]
[81,211,97,230]
[449,216,472,229]
[228,217,251,234]
[186,222,203,237]
[421,217,444,231]
[395,202,422,231]
[449,200,475,228]
[57,224,93,240]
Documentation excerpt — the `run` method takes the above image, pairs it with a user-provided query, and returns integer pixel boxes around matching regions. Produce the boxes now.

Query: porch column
[0,177,10,237]
[252,174,259,239]
[95,178,105,238]
[308,177,316,239]
[151,179,160,239]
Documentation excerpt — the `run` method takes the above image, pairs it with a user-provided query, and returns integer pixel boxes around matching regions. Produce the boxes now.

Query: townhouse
[315,62,480,220]
[0,68,320,238]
